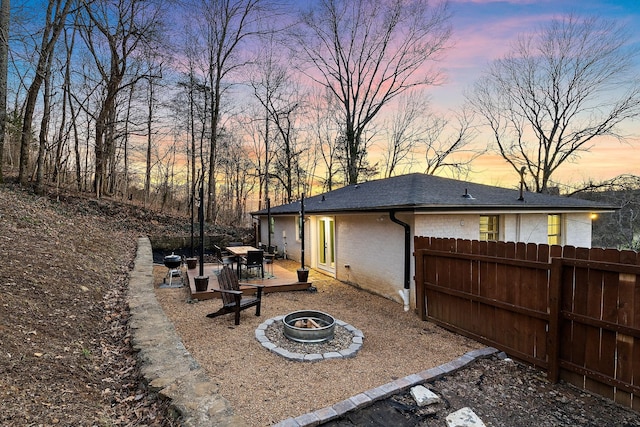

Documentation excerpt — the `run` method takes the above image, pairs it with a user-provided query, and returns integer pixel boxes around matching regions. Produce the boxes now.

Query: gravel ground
[153,262,482,426]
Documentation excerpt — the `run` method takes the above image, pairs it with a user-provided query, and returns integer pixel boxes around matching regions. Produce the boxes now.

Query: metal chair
[240,250,264,279]
[214,245,236,271]
[264,245,276,275]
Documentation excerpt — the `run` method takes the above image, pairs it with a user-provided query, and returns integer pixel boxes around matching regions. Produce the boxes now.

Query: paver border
[272,346,499,427]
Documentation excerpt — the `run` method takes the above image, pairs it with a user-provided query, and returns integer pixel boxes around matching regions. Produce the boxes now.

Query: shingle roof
[253,173,616,215]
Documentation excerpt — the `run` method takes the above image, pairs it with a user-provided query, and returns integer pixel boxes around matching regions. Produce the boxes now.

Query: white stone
[410,385,440,407]
[446,407,486,427]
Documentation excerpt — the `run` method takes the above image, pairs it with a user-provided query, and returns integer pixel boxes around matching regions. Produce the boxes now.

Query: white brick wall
[414,214,479,240]
[564,212,592,248]
[334,213,408,302]
[259,216,300,260]
[506,213,548,243]
[261,210,594,310]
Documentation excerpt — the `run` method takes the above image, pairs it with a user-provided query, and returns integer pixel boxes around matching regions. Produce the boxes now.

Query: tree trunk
[144,78,154,206]
[18,0,72,186]
[206,75,220,223]
[35,61,53,194]
[0,0,9,184]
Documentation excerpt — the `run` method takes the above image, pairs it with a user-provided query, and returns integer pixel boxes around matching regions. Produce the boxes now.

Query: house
[252,173,616,311]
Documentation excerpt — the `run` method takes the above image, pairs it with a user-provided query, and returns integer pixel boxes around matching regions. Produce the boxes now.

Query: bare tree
[380,92,479,178]
[217,128,255,225]
[309,88,342,191]
[18,0,73,187]
[382,92,429,178]
[52,23,76,186]
[421,108,480,177]
[34,45,54,193]
[249,36,283,206]
[242,105,268,204]
[0,0,8,183]
[174,38,212,220]
[250,43,305,203]
[572,174,640,250]
[185,0,273,222]
[79,0,165,197]
[142,62,163,206]
[469,15,640,193]
[293,0,451,185]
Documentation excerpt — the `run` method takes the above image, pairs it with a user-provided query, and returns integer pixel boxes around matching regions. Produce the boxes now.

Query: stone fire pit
[255,313,364,362]
[283,310,336,343]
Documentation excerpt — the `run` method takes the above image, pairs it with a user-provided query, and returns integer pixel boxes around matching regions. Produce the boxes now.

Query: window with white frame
[548,214,562,245]
[479,215,500,241]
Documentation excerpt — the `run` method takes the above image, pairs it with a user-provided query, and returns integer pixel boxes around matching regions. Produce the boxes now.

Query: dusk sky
[12,0,639,191]
[424,0,640,188]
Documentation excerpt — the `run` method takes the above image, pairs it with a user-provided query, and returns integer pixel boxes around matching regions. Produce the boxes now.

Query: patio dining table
[225,245,259,276]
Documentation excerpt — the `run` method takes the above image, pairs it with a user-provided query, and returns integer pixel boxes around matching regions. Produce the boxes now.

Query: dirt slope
[0,184,179,426]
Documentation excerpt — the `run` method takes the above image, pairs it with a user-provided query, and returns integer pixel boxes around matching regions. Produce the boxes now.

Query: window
[548,214,562,245]
[479,215,499,241]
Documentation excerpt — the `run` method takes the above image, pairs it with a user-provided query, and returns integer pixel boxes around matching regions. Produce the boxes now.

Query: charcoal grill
[163,253,183,287]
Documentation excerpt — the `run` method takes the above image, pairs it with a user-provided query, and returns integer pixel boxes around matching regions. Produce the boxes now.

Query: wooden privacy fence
[414,237,640,410]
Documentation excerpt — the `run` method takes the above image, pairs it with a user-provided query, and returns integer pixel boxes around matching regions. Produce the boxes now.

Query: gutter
[389,211,411,312]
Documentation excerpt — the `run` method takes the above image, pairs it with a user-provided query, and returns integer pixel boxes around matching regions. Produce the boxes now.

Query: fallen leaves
[0,184,184,426]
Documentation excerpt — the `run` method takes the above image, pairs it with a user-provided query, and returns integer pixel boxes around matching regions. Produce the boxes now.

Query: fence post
[548,257,563,383]
[415,244,426,320]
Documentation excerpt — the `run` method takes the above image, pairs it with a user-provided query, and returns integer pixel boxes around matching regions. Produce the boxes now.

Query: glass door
[317,217,335,272]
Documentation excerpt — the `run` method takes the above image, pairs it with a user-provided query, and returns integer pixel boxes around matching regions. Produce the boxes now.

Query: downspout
[389,211,411,311]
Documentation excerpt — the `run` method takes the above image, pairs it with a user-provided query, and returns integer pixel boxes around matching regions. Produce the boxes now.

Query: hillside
[0,184,186,426]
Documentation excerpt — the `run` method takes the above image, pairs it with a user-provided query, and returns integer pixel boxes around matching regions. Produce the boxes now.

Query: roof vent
[321,195,325,202]
[462,189,475,199]
[518,166,526,201]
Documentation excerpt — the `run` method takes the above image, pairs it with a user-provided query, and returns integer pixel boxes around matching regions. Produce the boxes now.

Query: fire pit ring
[256,315,364,361]
[283,310,336,343]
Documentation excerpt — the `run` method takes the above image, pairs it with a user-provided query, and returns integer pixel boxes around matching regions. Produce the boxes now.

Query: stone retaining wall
[127,237,246,427]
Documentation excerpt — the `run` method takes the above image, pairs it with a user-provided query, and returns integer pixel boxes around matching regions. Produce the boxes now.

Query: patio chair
[264,246,276,275]
[206,266,264,325]
[214,245,236,271]
[240,250,264,279]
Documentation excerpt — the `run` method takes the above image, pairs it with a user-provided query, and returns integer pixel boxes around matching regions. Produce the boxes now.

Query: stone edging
[127,237,247,427]
[255,316,364,361]
[272,346,499,427]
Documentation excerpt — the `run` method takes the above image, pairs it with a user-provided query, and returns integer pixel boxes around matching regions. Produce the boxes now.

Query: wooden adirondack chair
[206,266,264,325]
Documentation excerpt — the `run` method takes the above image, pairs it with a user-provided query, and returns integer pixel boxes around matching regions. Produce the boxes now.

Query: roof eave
[254,204,617,216]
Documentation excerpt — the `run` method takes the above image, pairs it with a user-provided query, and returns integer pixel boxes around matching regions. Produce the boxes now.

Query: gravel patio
[153,259,482,426]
